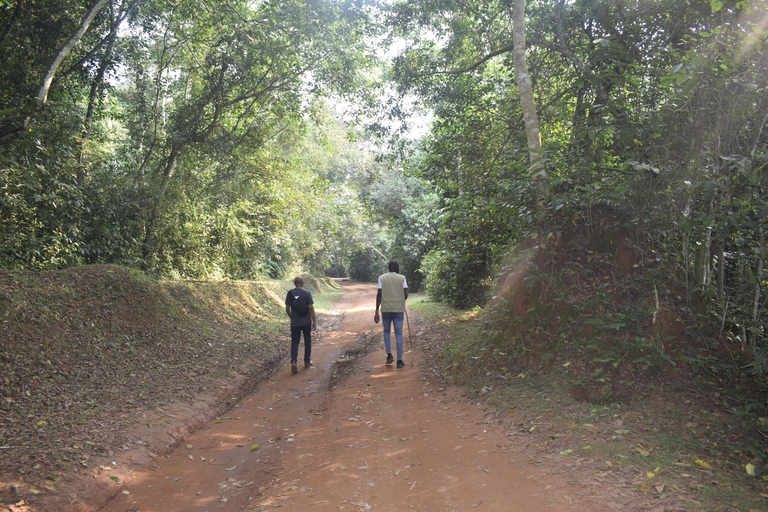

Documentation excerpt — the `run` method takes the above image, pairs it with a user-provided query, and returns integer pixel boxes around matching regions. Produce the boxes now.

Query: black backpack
[290,292,309,317]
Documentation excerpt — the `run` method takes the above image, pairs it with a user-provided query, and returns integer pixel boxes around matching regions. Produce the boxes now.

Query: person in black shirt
[285,276,316,373]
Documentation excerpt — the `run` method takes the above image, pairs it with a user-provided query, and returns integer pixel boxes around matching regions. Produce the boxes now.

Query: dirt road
[92,280,623,512]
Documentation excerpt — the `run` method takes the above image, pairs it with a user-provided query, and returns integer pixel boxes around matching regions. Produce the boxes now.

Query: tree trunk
[752,225,765,352]
[79,29,118,186]
[37,0,110,108]
[511,0,546,204]
[0,0,25,47]
[716,241,725,308]
[142,143,183,258]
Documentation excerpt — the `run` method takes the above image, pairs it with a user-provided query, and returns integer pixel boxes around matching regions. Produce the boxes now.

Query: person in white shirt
[374,261,408,368]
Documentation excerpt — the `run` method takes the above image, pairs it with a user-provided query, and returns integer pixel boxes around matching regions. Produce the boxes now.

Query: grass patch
[407,293,460,321]
[312,288,347,313]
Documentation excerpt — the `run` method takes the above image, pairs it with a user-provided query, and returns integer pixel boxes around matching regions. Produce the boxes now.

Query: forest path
[95,280,630,512]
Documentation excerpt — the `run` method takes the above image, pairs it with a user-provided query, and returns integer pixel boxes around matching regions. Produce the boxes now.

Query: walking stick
[405,308,412,349]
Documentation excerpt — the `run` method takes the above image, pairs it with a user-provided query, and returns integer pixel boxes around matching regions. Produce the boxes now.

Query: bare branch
[61,0,143,80]
[0,0,25,47]
[414,43,515,78]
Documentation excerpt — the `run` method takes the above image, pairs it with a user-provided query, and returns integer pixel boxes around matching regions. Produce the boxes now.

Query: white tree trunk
[35,0,110,107]
[512,0,546,199]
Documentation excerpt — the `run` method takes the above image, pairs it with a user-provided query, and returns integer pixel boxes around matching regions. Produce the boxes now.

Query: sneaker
[386,354,394,365]
[304,361,313,368]
[291,362,298,374]
[396,360,405,368]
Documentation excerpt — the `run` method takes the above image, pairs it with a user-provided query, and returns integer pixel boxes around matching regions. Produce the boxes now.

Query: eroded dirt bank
[28,280,657,512]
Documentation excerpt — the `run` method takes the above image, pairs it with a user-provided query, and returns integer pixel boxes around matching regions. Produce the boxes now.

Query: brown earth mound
[0,265,289,507]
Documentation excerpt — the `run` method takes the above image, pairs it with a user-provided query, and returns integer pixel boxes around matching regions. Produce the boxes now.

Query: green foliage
[683,351,735,379]
[362,164,438,289]
[419,175,537,307]
[0,0,383,279]
[438,308,502,387]
[0,129,87,269]
[380,0,768,385]
[346,249,384,283]
[437,219,689,395]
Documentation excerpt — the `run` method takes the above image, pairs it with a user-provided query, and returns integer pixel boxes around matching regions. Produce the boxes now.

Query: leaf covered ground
[411,213,768,511]
[0,266,323,507]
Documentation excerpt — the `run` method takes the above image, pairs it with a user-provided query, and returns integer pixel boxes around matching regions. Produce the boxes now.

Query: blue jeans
[381,312,404,360]
[290,324,312,364]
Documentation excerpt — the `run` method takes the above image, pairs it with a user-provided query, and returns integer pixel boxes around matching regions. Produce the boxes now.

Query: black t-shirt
[285,287,313,326]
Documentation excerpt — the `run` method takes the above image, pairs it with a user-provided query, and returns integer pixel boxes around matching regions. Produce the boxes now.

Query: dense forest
[1,0,767,378]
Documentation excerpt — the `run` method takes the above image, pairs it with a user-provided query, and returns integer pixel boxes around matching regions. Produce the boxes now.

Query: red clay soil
[22,281,656,512]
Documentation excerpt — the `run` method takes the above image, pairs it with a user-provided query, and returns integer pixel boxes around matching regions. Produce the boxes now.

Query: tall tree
[512,0,545,202]
[134,0,377,259]
[382,0,768,328]
[0,0,382,277]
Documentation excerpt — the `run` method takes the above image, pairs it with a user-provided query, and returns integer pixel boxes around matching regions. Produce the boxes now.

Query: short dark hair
[388,261,399,272]
[294,276,304,286]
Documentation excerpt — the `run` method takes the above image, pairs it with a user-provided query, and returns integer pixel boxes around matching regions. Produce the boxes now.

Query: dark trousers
[290,324,312,364]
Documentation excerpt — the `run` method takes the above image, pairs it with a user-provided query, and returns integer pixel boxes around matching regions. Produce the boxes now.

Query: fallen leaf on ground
[635,446,651,457]
[645,466,660,479]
